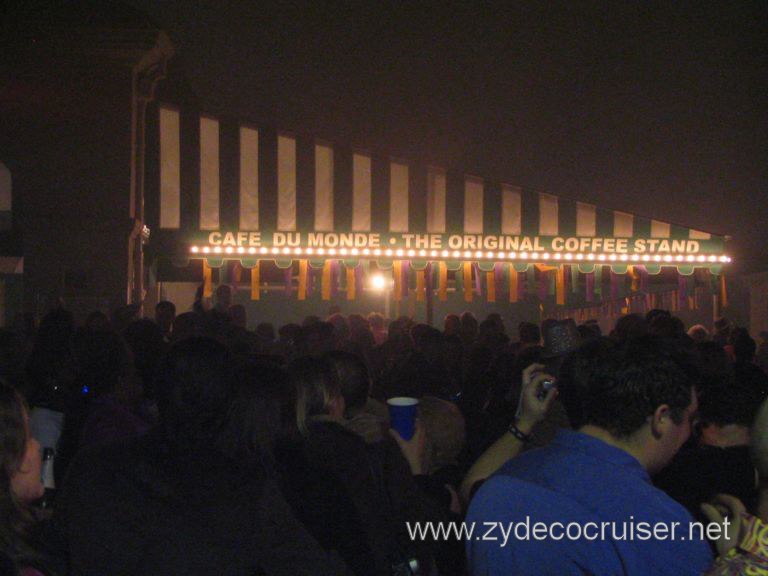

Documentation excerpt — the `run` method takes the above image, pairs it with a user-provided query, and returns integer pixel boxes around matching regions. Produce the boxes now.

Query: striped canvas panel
[539,193,559,236]
[501,184,522,235]
[426,166,446,233]
[613,211,633,238]
[389,161,409,232]
[689,229,711,240]
[159,107,180,229]
[352,153,372,232]
[651,220,671,238]
[314,143,334,231]
[199,116,220,230]
[576,202,596,237]
[464,176,484,234]
[239,126,259,230]
[277,134,297,231]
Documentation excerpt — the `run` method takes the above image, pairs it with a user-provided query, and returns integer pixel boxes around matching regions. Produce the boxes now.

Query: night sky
[130,1,767,273]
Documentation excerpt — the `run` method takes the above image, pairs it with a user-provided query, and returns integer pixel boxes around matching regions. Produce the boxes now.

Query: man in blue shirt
[466,337,713,575]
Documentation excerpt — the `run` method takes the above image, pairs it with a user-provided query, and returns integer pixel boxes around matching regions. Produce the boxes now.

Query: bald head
[752,399,768,481]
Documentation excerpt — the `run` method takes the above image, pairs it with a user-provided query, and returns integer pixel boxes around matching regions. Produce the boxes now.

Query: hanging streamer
[556,266,566,306]
[284,267,292,297]
[355,261,365,299]
[594,266,603,298]
[610,271,619,302]
[298,260,308,300]
[393,261,403,302]
[415,269,425,302]
[463,261,473,303]
[321,261,332,301]
[203,260,213,298]
[486,271,496,302]
[628,266,639,292]
[250,262,260,301]
[438,262,448,301]
[346,266,356,300]
[233,262,243,284]
[425,263,434,307]
[678,274,687,310]
[330,261,340,299]
[401,261,411,301]
[585,272,594,303]
[509,265,518,303]
[570,265,580,294]
[472,263,482,298]
[494,264,503,300]
[720,273,728,308]
[537,269,548,302]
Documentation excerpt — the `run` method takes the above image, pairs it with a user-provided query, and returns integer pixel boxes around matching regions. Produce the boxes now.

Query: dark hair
[288,356,341,434]
[558,338,618,428]
[730,328,756,363]
[219,358,291,470]
[612,314,648,343]
[518,322,540,345]
[155,337,236,455]
[581,337,695,438]
[325,351,370,415]
[698,381,762,428]
[71,328,132,398]
[0,381,41,574]
[155,301,176,315]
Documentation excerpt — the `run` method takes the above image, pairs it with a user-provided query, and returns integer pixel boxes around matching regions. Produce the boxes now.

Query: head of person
[518,321,541,347]
[171,311,202,343]
[214,285,233,312]
[327,313,350,345]
[613,314,648,344]
[367,312,385,332]
[485,313,505,335]
[324,351,371,418]
[84,310,111,332]
[730,327,757,364]
[154,337,236,456]
[697,380,762,446]
[695,341,734,397]
[648,314,685,340]
[220,358,291,469]
[154,301,176,336]
[714,317,732,338]
[123,319,164,398]
[686,324,710,344]
[348,314,370,335]
[580,336,699,474]
[557,337,619,429]
[300,321,336,357]
[0,381,44,572]
[443,314,461,337]
[228,304,247,330]
[72,328,137,402]
[288,356,344,434]
[459,312,478,342]
[418,395,466,473]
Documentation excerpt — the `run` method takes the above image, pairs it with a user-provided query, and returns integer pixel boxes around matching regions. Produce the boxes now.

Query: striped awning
[149,106,729,268]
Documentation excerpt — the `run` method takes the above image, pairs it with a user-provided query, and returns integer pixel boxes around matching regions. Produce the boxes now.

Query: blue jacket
[466,429,713,575]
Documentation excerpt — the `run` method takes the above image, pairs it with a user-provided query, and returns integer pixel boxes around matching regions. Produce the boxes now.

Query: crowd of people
[1,285,768,575]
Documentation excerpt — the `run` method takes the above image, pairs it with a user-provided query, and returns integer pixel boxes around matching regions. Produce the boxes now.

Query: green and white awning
[149,106,729,268]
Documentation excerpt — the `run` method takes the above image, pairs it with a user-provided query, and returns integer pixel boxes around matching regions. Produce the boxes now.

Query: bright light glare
[370,274,387,291]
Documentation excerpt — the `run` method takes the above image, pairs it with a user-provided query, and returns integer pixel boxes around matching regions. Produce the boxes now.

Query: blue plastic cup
[387,397,419,441]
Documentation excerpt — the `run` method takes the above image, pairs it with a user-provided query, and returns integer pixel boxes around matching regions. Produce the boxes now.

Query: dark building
[2,2,173,322]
